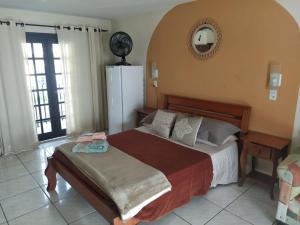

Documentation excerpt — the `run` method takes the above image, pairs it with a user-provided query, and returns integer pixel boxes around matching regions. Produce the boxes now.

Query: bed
[45,95,251,225]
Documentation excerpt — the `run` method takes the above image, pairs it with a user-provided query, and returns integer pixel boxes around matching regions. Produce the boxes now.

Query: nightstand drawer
[247,143,271,160]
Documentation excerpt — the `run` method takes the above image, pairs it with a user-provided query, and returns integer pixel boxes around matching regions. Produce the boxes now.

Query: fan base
[115,61,131,66]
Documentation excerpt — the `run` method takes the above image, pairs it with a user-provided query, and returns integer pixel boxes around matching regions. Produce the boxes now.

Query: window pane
[40,105,50,119]
[39,91,48,104]
[33,43,43,58]
[34,107,40,120]
[42,120,52,133]
[29,76,37,90]
[35,60,45,74]
[54,59,62,73]
[60,117,66,130]
[57,89,65,102]
[56,75,64,88]
[37,76,47,90]
[32,92,38,105]
[27,60,35,74]
[36,122,42,135]
[26,43,32,58]
[52,44,61,58]
[59,103,65,116]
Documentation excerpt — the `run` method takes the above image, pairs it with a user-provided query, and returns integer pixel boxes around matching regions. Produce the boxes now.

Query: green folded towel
[72,140,109,153]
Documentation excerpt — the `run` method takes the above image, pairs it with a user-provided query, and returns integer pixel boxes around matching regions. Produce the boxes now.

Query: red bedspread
[107,130,213,221]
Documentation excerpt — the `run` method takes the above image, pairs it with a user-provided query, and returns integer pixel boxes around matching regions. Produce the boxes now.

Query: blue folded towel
[72,140,109,153]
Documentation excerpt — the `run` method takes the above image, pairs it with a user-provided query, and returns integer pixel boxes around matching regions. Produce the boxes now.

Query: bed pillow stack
[141,109,240,147]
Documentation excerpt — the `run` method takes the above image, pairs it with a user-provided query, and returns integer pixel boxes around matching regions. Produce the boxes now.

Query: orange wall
[146,0,300,138]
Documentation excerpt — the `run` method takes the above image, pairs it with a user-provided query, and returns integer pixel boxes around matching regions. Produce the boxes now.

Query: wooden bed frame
[45,95,251,225]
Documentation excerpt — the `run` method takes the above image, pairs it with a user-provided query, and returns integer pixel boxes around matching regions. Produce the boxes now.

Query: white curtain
[0,22,38,155]
[57,27,107,135]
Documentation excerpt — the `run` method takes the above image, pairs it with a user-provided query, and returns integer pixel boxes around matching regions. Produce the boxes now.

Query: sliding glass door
[26,33,66,141]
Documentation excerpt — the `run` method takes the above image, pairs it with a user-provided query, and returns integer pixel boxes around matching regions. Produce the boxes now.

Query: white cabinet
[106,66,144,135]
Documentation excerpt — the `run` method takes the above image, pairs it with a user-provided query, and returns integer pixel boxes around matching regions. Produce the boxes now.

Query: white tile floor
[0,139,279,225]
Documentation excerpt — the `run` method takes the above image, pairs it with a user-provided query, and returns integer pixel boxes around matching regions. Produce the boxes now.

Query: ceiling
[0,0,191,19]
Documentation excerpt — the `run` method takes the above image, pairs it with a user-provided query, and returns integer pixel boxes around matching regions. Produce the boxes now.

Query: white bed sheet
[135,126,238,187]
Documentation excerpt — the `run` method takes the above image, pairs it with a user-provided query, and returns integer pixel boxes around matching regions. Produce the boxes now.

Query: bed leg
[45,157,57,191]
[112,217,139,225]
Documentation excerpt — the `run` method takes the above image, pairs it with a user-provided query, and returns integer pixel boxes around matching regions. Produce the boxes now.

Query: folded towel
[76,132,107,143]
[76,136,93,143]
[72,140,109,153]
[92,132,107,140]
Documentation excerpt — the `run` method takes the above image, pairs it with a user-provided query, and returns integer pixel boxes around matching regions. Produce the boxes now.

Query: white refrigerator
[106,66,144,135]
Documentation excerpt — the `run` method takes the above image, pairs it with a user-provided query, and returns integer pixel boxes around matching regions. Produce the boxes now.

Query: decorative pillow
[171,114,203,146]
[150,110,177,138]
[197,117,240,146]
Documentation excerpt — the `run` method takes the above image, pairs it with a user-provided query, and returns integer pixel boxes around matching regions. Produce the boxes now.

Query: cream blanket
[57,143,172,220]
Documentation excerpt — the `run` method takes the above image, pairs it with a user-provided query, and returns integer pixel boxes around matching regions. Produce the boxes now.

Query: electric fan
[110,31,133,65]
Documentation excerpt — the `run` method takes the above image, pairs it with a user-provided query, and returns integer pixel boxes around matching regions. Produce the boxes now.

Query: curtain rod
[0,20,108,32]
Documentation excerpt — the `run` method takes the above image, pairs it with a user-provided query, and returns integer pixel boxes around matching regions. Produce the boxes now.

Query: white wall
[0,7,115,66]
[0,7,111,30]
[112,10,168,67]
[276,0,300,28]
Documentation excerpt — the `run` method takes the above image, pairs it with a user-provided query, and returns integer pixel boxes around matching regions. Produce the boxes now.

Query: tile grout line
[0,203,9,225]
[15,154,36,176]
[224,185,255,209]
[0,173,31,185]
[223,208,254,225]
[0,185,40,202]
[1,144,67,224]
[171,186,247,225]
[203,208,224,225]
[47,200,69,225]
[172,212,192,225]
[224,184,274,225]
[242,185,279,207]
[32,160,70,225]
[66,210,97,225]
[202,185,255,225]
[0,155,35,185]
[221,188,244,208]
[1,151,69,224]
[3,202,50,224]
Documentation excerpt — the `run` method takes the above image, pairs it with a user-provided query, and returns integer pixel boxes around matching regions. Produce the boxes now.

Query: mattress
[136,126,238,187]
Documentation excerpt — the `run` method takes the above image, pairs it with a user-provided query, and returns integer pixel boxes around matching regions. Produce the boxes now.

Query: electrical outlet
[269,90,277,101]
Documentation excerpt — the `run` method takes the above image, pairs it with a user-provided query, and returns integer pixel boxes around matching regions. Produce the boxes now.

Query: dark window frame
[26,32,66,141]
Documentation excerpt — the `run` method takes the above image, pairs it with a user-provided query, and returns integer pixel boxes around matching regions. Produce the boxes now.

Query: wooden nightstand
[239,131,290,200]
[136,107,156,126]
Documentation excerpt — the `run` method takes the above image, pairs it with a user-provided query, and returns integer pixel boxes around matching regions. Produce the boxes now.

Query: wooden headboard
[163,95,251,134]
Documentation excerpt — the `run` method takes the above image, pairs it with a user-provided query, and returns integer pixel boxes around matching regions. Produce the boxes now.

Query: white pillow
[222,135,238,145]
[196,135,237,147]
